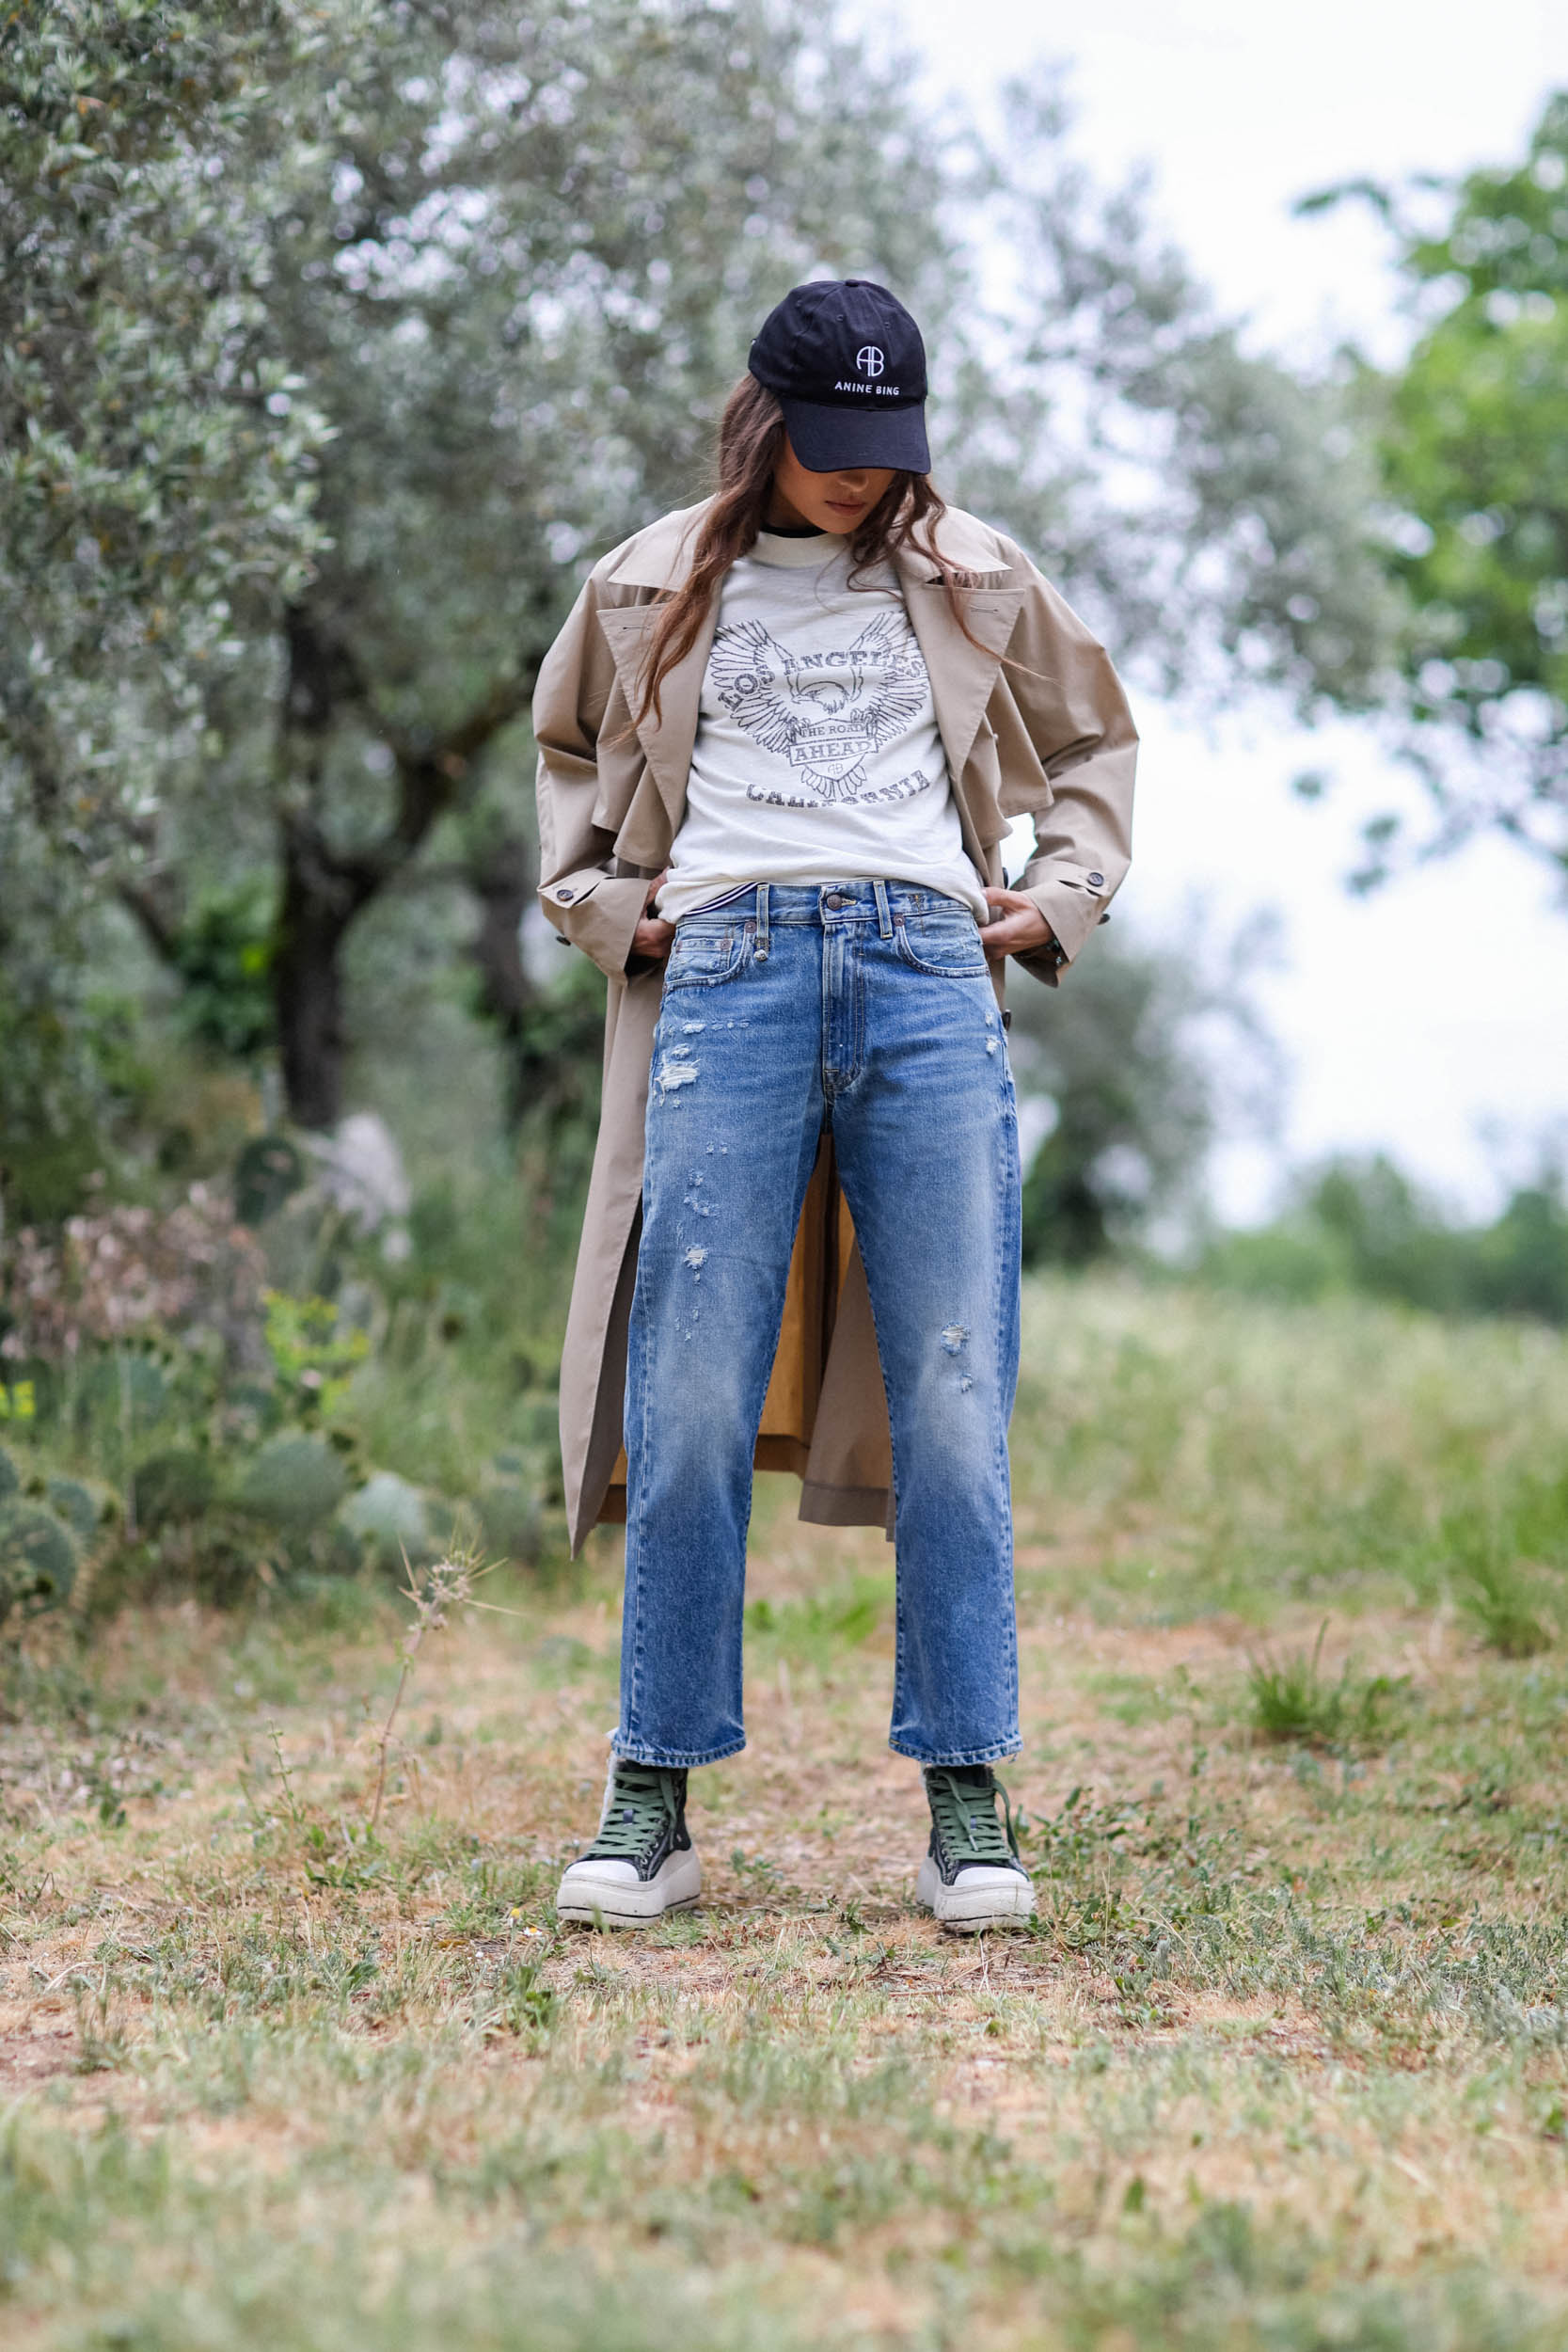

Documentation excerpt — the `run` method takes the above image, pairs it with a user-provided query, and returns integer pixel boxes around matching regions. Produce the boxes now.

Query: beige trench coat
[534,499,1137,1552]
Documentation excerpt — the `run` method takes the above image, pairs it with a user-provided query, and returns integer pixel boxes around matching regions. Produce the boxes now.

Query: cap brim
[780,396,930,475]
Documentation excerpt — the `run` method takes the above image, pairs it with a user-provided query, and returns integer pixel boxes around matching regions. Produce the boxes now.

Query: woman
[535,279,1136,1931]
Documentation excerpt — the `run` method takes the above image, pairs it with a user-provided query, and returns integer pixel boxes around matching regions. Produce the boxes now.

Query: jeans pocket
[894,914,990,978]
[663,920,752,990]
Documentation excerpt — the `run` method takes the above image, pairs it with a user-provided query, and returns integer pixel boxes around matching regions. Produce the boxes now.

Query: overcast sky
[843,0,1568,1219]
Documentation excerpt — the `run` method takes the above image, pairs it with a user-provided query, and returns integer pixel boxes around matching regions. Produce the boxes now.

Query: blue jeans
[618,881,1022,1769]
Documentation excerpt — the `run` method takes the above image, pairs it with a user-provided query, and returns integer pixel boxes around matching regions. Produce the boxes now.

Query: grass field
[5,1274,1568,2349]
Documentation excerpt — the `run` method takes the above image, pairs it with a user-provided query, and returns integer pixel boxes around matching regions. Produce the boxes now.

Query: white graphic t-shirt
[657,531,988,924]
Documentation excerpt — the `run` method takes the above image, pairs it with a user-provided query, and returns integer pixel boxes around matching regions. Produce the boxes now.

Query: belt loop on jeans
[873,879,893,938]
[754,882,769,961]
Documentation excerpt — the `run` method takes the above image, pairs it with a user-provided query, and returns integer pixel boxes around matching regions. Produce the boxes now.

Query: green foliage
[77,1354,169,1448]
[0,1381,36,1431]
[1457,1550,1557,1659]
[133,1450,217,1534]
[1202,1152,1568,1324]
[472,1476,543,1568]
[1012,916,1279,1263]
[236,1433,347,1534]
[745,1576,893,1671]
[231,1135,306,1229]
[965,83,1398,713]
[337,1471,437,1570]
[1244,1623,1405,1747]
[1307,90,1568,875]
[75,0,977,1124]
[0,1146,563,1606]
[2,0,1390,1141]
[1477,1180,1568,1320]
[0,0,332,840]
[505,952,610,1176]
[487,1959,556,2041]
[0,931,150,1224]
[44,1475,110,1541]
[1444,1475,1568,1656]
[262,1292,369,1424]
[166,882,276,1061]
[0,1501,79,1620]
[1006,1274,1568,1624]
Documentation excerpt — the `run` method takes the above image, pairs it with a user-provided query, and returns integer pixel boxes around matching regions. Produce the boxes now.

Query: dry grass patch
[4,1279,1568,2346]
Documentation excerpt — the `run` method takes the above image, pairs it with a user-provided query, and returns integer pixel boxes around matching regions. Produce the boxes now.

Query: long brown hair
[634,374,986,727]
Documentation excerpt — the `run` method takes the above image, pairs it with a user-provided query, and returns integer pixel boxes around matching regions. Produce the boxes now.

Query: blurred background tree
[0,2,332,874]
[8,0,964,1131]
[5,0,1394,1156]
[1301,89,1568,887]
[1201,1150,1568,1325]
[1008,913,1282,1266]
[958,82,1398,719]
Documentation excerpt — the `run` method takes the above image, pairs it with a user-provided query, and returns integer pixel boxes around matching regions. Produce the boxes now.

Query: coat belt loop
[873,879,892,938]
[755,882,770,961]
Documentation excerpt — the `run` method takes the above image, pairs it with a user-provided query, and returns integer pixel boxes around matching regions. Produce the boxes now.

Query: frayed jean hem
[889,1735,1022,1768]
[611,1734,747,1770]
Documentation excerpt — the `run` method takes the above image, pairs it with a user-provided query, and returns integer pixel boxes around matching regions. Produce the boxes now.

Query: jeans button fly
[825,893,846,910]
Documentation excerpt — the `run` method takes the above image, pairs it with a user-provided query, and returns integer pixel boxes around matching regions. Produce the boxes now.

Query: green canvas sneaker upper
[581,1759,691,1880]
[922,1765,1029,1885]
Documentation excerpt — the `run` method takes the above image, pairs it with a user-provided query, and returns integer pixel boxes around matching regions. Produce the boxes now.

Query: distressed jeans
[617,881,1022,1769]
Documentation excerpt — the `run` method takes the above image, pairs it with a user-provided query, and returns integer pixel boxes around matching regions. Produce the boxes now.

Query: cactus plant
[134,1451,216,1532]
[337,1470,436,1568]
[236,1432,347,1534]
[45,1475,116,1541]
[0,1502,79,1620]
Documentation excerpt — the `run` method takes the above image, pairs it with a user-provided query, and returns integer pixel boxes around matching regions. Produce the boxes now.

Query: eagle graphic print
[708,610,934,807]
[656,533,988,925]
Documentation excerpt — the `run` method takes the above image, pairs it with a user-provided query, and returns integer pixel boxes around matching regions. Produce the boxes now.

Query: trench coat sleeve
[532,571,651,979]
[996,542,1138,987]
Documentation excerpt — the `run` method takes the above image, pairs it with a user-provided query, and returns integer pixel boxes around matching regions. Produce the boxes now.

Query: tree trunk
[464,830,536,1128]
[274,810,372,1130]
[267,603,537,1130]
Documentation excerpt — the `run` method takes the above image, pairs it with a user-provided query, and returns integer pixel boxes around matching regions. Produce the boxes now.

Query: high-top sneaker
[915,1764,1035,1931]
[555,1757,702,1929]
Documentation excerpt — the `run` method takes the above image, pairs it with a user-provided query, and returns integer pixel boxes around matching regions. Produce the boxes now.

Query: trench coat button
[557,887,575,902]
[1087,873,1103,888]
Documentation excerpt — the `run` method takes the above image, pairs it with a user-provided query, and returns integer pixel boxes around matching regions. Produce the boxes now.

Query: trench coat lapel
[594,599,719,841]
[595,503,721,839]
[894,543,1024,787]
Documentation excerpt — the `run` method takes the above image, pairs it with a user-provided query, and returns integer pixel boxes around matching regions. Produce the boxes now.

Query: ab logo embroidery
[708,612,933,807]
[855,343,885,378]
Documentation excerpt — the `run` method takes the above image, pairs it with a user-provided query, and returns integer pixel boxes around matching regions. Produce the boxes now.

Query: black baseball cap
[748,278,930,474]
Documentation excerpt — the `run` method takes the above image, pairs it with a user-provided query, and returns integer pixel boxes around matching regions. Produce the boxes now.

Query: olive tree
[5,1,1396,1159]
[0,2,332,850]
[1300,91,1568,888]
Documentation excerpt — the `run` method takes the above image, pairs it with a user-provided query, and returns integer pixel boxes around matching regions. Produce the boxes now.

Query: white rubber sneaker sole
[916,1852,1036,1932]
[555,1844,703,1930]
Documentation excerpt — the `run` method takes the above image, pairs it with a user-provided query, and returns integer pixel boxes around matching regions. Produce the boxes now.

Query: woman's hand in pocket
[980,887,1053,960]
[631,872,675,964]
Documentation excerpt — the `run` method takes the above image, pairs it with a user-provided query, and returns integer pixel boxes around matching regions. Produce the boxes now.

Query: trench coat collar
[595,497,1024,834]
